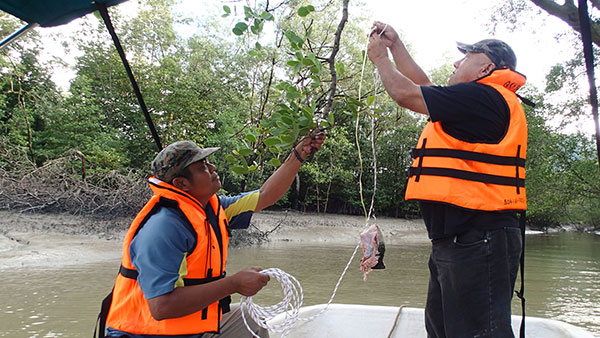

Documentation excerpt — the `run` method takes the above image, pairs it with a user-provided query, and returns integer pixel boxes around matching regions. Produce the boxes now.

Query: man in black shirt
[368,21,526,338]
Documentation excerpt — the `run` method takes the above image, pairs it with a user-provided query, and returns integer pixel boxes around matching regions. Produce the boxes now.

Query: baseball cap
[151,140,219,182]
[456,39,517,70]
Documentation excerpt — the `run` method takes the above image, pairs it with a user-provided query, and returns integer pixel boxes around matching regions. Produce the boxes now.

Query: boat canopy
[0,0,128,27]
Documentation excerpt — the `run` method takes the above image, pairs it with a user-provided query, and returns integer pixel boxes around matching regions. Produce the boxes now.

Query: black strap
[415,138,427,182]
[93,289,113,338]
[407,167,525,187]
[515,211,526,338]
[119,265,138,279]
[119,264,226,286]
[515,93,536,108]
[515,145,522,195]
[410,147,525,167]
[96,3,162,152]
[183,272,227,286]
[220,295,232,314]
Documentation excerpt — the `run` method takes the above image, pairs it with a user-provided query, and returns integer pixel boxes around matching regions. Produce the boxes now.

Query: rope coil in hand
[241,241,361,337]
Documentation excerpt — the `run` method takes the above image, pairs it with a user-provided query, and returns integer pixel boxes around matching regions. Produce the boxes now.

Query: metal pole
[95,2,163,152]
[0,23,39,50]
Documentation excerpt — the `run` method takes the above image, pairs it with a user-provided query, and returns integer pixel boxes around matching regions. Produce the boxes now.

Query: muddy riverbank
[0,210,427,270]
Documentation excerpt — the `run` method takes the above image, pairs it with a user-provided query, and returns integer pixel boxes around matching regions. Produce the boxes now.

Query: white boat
[268,303,597,338]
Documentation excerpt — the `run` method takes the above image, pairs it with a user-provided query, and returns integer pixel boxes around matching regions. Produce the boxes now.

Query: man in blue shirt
[102,134,324,338]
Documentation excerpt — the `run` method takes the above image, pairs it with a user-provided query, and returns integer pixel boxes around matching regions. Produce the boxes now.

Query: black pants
[425,227,522,338]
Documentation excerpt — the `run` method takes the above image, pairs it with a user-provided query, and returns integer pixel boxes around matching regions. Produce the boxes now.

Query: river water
[0,232,598,337]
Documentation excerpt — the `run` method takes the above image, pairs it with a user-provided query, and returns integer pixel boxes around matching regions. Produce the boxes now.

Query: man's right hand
[371,21,399,49]
[231,268,270,297]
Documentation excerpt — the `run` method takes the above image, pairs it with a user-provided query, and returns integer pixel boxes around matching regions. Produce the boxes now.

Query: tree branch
[323,0,349,119]
[529,0,600,46]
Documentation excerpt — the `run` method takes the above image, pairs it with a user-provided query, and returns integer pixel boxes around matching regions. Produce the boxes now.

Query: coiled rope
[240,25,386,338]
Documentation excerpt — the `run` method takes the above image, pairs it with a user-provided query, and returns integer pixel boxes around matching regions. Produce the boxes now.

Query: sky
[364,0,575,88]
[29,0,578,91]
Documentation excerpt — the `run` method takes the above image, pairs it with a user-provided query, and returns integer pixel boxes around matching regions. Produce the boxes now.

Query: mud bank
[0,210,427,270]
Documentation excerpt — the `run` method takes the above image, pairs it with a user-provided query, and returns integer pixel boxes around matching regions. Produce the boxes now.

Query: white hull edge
[267,303,597,338]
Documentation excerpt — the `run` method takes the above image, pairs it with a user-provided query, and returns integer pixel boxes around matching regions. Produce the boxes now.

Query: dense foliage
[0,0,598,230]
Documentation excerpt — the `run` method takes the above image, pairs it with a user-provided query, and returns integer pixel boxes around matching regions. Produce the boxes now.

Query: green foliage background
[0,0,598,229]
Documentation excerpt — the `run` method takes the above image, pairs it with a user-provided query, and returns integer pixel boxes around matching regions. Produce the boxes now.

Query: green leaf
[298,6,314,17]
[299,116,309,126]
[298,7,309,17]
[367,95,375,106]
[348,104,357,114]
[232,22,248,36]
[310,76,321,88]
[224,127,235,136]
[232,165,248,175]
[243,6,253,18]
[285,30,304,44]
[280,115,294,125]
[248,164,259,172]
[222,5,231,17]
[347,96,365,107]
[261,11,274,21]
[327,113,335,126]
[245,133,257,143]
[225,154,237,164]
[302,108,314,120]
[255,42,262,50]
[293,62,302,73]
[264,136,281,147]
[335,62,345,77]
[287,60,299,67]
[301,58,314,66]
[238,148,253,156]
[280,134,295,144]
[269,158,282,166]
[367,111,380,118]
[285,90,300,100]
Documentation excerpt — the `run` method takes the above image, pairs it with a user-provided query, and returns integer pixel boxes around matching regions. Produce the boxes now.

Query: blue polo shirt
[106,190,260,338]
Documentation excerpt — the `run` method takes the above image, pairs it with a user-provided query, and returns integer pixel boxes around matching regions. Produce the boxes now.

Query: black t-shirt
[418,82,519,240]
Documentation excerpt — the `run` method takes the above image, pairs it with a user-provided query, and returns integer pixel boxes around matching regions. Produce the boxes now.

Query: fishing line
[241,24,385,338]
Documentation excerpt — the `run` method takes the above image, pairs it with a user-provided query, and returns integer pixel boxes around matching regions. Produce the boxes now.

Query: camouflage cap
[457,39,517,70]
[151,141,219,183]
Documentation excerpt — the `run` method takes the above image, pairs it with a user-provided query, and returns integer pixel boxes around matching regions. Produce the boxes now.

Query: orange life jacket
[105,177,230,335]
[405,68,527,211]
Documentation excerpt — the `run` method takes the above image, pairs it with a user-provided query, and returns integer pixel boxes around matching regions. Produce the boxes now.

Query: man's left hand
[295,131,326,161]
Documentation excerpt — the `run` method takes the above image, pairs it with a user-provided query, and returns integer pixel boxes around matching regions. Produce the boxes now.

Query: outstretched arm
[255,132,325,212]
[370,21,433,86]
[367,32,429,115]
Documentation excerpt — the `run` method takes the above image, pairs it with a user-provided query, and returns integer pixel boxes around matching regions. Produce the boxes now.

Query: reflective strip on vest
[405,69,528,211]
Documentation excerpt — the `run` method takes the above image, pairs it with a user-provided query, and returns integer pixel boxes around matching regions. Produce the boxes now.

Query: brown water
[0,232,598,337]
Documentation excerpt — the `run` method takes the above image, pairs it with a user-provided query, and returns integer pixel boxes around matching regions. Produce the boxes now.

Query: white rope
[241,245,360,337]
[241,24,387,338]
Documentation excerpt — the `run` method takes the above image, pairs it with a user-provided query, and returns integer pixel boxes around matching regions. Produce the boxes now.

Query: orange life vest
[105,177,230,335]
[405,68,527,211]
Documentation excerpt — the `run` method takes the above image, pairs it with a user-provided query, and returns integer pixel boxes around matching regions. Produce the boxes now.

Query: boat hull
[268,304,596,338]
